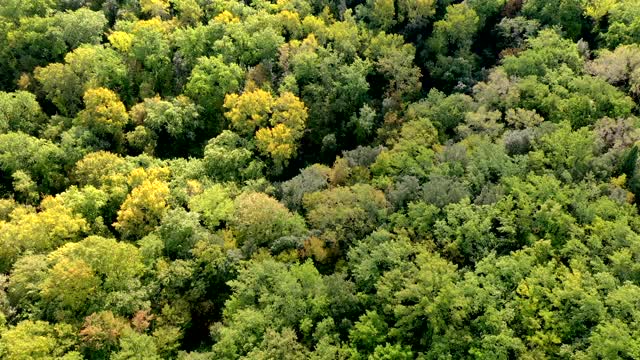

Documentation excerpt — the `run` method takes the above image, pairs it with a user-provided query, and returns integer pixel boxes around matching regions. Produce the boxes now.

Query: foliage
[1,0,640,358]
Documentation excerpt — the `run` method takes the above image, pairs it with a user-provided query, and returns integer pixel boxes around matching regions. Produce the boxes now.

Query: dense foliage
[2,0,640,358]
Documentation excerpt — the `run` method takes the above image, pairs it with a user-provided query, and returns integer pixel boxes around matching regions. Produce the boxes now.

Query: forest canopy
[1,0,640,358]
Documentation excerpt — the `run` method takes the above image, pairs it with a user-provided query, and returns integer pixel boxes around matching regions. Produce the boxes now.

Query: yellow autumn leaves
[223,89,308,169]
[78,88,128,132]
[113,168,171,240]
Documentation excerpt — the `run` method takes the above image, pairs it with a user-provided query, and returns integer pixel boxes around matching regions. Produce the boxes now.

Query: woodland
[1,0,640,358]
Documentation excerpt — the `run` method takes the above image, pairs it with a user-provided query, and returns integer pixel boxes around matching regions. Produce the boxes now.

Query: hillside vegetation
[1,0,640,358]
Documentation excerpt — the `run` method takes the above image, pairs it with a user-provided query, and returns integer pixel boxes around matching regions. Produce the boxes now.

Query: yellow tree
[140,0,170,18]
[0,320,80,360]
[224,90,308,170]
[113,179,170,240]
[77,88,128,133]
[224,88,274,136]
[0,198,88,273]
[76,88,129,152]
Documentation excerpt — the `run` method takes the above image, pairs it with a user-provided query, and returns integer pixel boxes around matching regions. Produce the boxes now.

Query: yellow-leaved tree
[224,89,307,170]
[76,88,129,152]
[113,179,170,240]
[140,0,170,18]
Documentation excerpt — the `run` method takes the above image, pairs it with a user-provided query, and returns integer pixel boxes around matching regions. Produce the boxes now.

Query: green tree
[184,55,244,127]
[426,3,480,89]
[600,0,640,47]
[129,95,201,157]
[5,8,107,86]
[0,91,46,135]
[0,320,80,360]
[188,184,234,230]
[111,331,161,360]
[109,18,174,98]
[521,0,586,39]
[212,259,328,358]
[365,32,422,109]
[14,236,147,323]
[202,131,264,181]
[35,45,128,116]
[304,184,389,248]
[230,192,307,255]
[0,132,72,194]
[501,29,583,78]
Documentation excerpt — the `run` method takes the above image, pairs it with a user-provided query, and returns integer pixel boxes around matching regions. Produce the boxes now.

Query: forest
[1,0,640,358]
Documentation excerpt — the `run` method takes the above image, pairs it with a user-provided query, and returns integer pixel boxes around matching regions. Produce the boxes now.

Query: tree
[212,259,328,358]
[279,36,371,155]
[10,236,147,323]
[0,91,46,135]
[370,116,439,180]
[79,311,131,359]
[601,0,640,47]
[533,122,604,182]
[224,88,274,136]
[188,184,234,230]
[587,44,640,98]
[496,16,541,50]
[202,131,263,181]
[40,257,101,322]
[501,29,583,78]
[172,0,204,26]
[34,45,128,116]
[368,246,463,356]
[349,310,388,352]
[55,185,110,226]
[0,320,79,360]
[425,3,480,89]
[230,192,307,255]
[365,32,422,110]
[75,88,129,152]
[357,0,436,32]
[304,184,389,248]
[111,331,161,360]
[581,319,640,359]
[155,208,211,259]
[129,95,202,157]
[521,0,586,39]
[0,0,56,19]
[5,8,107,86]
[0,132,72,194]
[184,56,244,127]
[255,94,308,169]
[244,328,309,360]
[109,18,174,98]
[224,90,309,170]
[0,199,87,273]
[114,179,170,240]
[140,0,170,18]
[279,164,331,211]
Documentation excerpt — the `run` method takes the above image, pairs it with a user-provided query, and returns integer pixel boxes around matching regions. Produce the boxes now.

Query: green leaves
[0,320,79,360]
[304,184,388,247]
[4,1,640,359]
[185,56,244,123]
[230,192,307,255]
[35,45,128,116]
[0,91,46,135]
